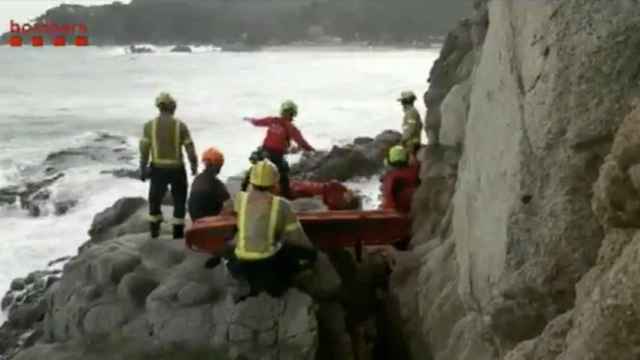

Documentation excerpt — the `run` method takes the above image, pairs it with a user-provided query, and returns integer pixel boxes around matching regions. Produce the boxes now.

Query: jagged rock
[291,130,401,182]
[0,174,64,215]
[53,199,78,216]
[170,45,192,53]
[0,132,134,217]
[11,278,26,292]
[24,231,323,359]
[439,80,471,147]
[88,197,148,243]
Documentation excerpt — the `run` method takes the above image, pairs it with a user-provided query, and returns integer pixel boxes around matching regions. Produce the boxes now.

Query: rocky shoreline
[0,131,403,360]
[6,0,640,357]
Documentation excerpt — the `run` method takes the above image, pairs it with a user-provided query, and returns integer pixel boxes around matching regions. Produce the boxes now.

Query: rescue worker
[243,100,315,198]
[139,92,198,239]
[225,160,318,301]
[188,147,230,221]
[397,91,423,160]
[380,145,420,213]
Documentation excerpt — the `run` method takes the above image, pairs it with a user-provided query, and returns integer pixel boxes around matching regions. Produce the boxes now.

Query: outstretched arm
[245,117,278,127]
[139,123,151,181]
[288,124,315,151]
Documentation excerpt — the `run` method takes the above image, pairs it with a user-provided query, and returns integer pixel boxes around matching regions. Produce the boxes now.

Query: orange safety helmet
[201,147,225,167]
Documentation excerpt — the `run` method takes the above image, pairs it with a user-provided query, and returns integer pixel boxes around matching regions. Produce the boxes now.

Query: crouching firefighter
[139,92,198,239]
[188,147,230,222]
[380,145,420,213]
[225,160,318,302]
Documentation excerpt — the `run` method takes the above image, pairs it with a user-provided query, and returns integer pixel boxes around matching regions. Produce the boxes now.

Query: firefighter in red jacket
[380,145,420,213]
[243,100,315,197]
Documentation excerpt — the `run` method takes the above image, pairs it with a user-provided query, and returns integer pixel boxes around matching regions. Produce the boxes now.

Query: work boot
[173,224,184,239]
[150,222,161,238]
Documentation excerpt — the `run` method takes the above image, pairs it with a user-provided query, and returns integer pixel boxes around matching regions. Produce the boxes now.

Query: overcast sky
[1,0,131,32]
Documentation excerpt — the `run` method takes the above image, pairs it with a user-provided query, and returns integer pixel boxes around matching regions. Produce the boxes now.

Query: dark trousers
[148,166,187,222]
[226,244,317,297]
[264,149,291,198]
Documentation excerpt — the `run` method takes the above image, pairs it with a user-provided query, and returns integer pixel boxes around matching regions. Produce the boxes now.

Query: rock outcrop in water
[290,130,402,182]
[389,0,640,359]
[0,133,135,218]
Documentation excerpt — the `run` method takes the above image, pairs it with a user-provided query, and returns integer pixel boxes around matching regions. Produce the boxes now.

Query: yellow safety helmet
[249,159,280,187]
[155,92,176,107]
[386,145,409,166]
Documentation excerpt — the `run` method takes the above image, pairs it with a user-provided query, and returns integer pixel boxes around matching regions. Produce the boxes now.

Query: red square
[52,36,66,47]
[74,35,89,47]
[31,36,44,47]
[8,35,22,47]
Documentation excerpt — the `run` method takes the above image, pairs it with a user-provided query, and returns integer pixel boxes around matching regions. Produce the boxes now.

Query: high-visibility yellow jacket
[233,190,313,261]
[139,114,197,168]
[401,105,423,149]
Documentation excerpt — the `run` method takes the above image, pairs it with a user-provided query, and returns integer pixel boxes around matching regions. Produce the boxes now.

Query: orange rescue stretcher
[186,210,411,260]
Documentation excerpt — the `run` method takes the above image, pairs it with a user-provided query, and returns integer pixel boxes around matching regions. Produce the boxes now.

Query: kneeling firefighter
[243,100,315,198]
[225,160,318,301]
[139,92,198,239]
[380,145,420,213]
[188,147,230,222]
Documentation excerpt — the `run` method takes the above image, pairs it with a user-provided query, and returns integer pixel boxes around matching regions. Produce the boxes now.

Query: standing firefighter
[139,92,198,239]
[243,100,315,198]
[398,91,423,159]
[226,160,318,301]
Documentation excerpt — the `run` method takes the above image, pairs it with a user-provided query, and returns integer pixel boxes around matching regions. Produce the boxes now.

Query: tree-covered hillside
[5,0,471,45]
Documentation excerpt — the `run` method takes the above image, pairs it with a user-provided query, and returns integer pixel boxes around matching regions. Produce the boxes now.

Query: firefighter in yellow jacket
[139,92,198,239]
[225,159,318,301]
[398,90,423,157]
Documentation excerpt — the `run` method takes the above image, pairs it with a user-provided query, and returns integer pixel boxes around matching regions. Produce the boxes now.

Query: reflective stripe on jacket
[401,106,423,149]
[233,191,312,261]
[140,115,193,168]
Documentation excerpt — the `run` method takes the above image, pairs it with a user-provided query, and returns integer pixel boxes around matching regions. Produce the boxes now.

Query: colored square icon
[75,36,89,46]
[31,36,44,47]
[9,35,22,47]
[53,36,66,47]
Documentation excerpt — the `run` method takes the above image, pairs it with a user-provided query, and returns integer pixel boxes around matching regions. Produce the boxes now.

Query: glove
[242,117,254,123]
[190,162,198,176]
[289,145,301,154]
[139,164,149,182]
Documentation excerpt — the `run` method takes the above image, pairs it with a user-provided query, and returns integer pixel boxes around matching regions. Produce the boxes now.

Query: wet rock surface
[290,130,402,182]
[4,169,392,360]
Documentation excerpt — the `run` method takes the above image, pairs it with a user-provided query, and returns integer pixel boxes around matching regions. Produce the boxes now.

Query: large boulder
[290,130,402,182]
[87,197,148,244]
[26,233,320,360]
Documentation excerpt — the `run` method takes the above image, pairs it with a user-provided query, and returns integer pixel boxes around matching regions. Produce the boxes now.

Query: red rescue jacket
[380,164,420,213]
[250,117,315,155]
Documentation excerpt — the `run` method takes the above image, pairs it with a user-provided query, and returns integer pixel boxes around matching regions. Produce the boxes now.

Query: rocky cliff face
[393,0,640,359]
